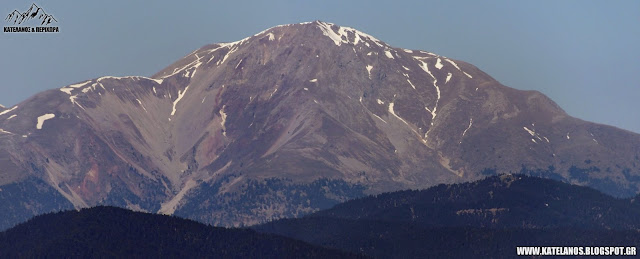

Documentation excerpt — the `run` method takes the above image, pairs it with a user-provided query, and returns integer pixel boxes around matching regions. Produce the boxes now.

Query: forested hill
[311,174,640,229]
[0,206,360,258]
[255,175,640,258]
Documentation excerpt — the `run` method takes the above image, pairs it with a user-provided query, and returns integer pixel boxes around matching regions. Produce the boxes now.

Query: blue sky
[1,0,639,133]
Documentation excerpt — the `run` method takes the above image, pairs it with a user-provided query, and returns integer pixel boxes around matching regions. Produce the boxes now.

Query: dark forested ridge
[257,219,639,258]
[0,177,74,231]
[309,174,640,229]
[255,175,640,258]
[0,206,361,258]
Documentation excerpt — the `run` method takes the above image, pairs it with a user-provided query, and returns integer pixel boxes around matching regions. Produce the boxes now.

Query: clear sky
[1,0,639,133]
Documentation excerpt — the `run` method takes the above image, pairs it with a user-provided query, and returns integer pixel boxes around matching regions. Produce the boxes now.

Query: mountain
[0,206,360,258]
[255,175,640,258]
[1,21,639,230]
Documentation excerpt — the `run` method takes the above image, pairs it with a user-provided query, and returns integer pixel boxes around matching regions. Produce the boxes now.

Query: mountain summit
[1,21,639,229]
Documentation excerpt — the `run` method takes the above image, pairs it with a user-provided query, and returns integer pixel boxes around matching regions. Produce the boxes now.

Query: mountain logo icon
[5,3,57,25]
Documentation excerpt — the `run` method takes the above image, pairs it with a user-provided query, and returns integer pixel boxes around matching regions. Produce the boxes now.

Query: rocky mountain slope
[1,21,639,229]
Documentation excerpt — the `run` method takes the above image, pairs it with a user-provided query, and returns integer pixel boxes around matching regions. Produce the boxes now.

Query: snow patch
[60,81,90,95]
[309,78,317,83]
[68,95,81,107]
[371,113,387,123]
[384,49,394,59]
[460,118,473,144]
[566,133,570,140]
[316,21,384,47]
[462,118,473,137]
[388,102,411,127]
[316,21,343,45]
[0,129,14,135]
[444,58,473,78]
[207,55,217,64]
[524,126,546,142]
[235,58,243,69]
[444,59,462,70]
[36,113,55,129]
[7,114,17,120]
[424,106,436,121]
[97,76,123,82]
[219,105,227,136]
[403,49,413,53]
[0,105,18,116]
[146,77,163,84]
[415,57,440,121]
[446,73,452,84]
[217,34,251,49]
[162,53,205,79]
[420,51,438,56]
[377,99,385,105]
[171,86,190,116]
[136,99,148,113]
[402,66,410,71]
[366,65,373,78]
[217,45,239,66]
[407,79,416,89]
[303,88,308,91]
[435,58,443,69]
[523,127,535,136]
[88,83,98,92]
[66,81,91,88]
[95,76,163,85]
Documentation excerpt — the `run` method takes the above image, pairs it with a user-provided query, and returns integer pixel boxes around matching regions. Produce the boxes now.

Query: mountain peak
[1,21,639,230]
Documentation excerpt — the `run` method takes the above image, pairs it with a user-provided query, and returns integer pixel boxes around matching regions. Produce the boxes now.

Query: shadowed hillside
[0,206,361,258]
[256,175,640,258]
